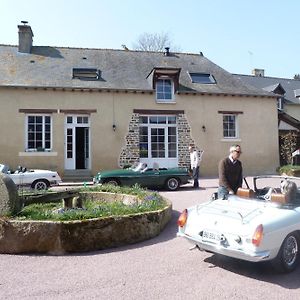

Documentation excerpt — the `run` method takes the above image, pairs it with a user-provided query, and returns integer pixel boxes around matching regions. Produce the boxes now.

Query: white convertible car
[177,175,300,273]
[0,163,62,190]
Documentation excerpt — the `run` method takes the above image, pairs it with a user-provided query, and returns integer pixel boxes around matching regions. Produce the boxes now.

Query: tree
[280,132,297,165]
[294,74,300,80]
[132,32,180,52]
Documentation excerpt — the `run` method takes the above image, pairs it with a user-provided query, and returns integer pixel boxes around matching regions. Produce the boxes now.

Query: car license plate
[202,230,221,243]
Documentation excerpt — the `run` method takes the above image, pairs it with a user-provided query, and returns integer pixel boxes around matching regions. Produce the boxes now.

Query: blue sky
[1,0,299,78]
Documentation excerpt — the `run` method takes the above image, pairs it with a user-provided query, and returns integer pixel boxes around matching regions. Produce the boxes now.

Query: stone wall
[0,198,172,254]
[119,112,196,168]
[119,113,140,168]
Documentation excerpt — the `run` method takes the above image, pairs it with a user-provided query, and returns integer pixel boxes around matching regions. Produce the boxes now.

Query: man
[218,145,243,199]
[189,145,203,188]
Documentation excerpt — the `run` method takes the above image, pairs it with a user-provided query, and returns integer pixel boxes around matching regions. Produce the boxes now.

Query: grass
[15,184,168,221]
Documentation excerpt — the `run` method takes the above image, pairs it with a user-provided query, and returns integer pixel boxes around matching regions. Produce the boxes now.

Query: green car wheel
[165,177,179,191]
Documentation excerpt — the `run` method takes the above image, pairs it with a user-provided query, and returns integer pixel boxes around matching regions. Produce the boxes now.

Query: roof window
[189,73,216,84]
[72,68,100,80]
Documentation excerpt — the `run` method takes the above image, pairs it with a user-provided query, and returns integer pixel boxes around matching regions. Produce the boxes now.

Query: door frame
[64,115,91,170]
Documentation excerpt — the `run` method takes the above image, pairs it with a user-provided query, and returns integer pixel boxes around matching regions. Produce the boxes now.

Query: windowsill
[221,138,241,142]
[156,100,176,104]
[19,152,58,157]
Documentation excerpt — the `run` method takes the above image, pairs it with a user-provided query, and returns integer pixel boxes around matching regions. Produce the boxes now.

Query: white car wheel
[273,233,299,273]
[32,180,49,191]
[166,177,179,191]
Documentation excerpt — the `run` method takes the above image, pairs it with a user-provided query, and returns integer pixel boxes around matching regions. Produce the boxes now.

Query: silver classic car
[177,175,300,272]
[0,163,62,190]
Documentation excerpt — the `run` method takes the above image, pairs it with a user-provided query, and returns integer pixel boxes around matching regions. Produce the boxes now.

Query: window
[72,68,100,80]
[277,97,284,110]
[189,73,216,84]
[26,115,52,151]
[139,116,177,159]
[156,79,174,101]
[223,114,237,138]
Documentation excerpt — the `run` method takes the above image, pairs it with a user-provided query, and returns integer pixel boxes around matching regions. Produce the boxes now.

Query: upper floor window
[189,73,216,84]
[278,97,284,110]
[26,115,52,151]
[223,114,238,138]
[156,78,174,102]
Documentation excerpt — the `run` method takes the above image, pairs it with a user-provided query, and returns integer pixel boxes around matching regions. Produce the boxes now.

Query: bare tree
[132,32,180,52]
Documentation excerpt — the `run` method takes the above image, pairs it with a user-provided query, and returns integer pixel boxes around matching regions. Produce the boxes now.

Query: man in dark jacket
[218,145,243,199]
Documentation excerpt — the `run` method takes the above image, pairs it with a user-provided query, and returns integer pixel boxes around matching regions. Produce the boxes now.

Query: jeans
[192,166,199,188]
[218,186,229,200]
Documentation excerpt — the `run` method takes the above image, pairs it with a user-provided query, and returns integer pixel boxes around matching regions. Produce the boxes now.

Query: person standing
[189,145,203,189]
[218,145,243,199]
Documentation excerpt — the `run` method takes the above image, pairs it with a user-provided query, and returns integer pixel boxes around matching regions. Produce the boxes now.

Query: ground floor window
[26,115,52,151]
[223,114,238,138]
[139,115,177,161]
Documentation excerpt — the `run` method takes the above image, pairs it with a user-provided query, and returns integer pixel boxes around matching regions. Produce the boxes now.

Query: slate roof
[233,74,300,104]
[0,44,273,97]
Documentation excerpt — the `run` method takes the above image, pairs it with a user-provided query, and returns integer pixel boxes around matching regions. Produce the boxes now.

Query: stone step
[62,170,93,183]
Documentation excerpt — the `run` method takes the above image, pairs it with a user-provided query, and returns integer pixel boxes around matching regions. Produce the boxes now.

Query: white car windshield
[131,162,148,172]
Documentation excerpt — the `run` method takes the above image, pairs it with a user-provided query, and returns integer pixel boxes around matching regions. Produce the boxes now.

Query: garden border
[0,193,172,254]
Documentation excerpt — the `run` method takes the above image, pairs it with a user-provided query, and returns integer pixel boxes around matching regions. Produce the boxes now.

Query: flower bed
[0,189,172,254]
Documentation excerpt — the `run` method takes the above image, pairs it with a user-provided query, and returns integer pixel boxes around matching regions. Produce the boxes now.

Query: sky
[1,0,300,79]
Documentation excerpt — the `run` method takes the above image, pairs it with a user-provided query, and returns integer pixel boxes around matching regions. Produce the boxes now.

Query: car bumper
[177,232,271,262]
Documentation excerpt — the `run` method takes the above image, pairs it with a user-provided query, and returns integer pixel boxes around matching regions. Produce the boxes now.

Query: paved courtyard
[0,177,300,299]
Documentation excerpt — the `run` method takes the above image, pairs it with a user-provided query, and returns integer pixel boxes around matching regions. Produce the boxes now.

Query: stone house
[0,23,279,179]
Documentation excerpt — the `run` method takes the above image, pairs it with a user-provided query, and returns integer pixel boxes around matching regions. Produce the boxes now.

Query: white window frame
[223,114,238,139]
[139,115,178,159]
[25,114,52,151]
[277,97,284,110]
[155,78,175,103]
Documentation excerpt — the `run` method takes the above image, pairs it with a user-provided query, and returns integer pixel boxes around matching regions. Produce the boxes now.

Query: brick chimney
[18,21,34,53]
[252,68,265,77]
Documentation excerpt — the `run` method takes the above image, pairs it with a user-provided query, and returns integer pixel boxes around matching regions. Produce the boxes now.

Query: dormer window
[189,72,216,84]
[72,68,100,80]
[278,97,284,110]
[147,67,181,103]
[156,78,174,101]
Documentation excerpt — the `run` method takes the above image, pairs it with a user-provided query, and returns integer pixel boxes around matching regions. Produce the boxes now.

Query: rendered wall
[0,88,279,177]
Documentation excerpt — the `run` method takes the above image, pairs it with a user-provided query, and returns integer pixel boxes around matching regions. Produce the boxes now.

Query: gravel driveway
[0,177,300,299]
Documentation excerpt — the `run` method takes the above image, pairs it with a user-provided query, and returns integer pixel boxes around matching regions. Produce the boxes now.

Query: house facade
[0,24,280,178]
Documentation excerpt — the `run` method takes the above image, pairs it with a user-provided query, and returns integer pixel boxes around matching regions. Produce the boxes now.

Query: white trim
[220,139,242,142]
[25,114,53,151]
[222,114,239,139]
[155,78,175,102]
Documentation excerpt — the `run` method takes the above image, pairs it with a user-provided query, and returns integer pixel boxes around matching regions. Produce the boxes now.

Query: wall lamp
[202,125,206,132]
[112,124,116,131]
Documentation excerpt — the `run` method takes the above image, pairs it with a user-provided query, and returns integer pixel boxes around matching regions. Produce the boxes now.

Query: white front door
[64,115,90,170]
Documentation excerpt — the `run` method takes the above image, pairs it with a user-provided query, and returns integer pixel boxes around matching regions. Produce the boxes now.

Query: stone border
[0,194,172,254]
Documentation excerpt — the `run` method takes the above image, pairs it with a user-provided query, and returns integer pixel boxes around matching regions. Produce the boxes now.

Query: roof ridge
[0,43,202,57]
[233,73,296,81]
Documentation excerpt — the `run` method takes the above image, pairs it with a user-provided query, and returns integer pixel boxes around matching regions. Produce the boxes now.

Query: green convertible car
[93,162,191,191]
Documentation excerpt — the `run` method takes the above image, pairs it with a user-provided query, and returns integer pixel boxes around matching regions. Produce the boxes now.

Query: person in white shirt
[189,145,203,188]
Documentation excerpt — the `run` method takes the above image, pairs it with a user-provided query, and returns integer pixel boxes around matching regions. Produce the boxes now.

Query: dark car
[93,162,191,191]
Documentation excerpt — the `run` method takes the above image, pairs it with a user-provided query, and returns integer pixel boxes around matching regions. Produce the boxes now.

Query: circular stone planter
[0,193,172,254]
